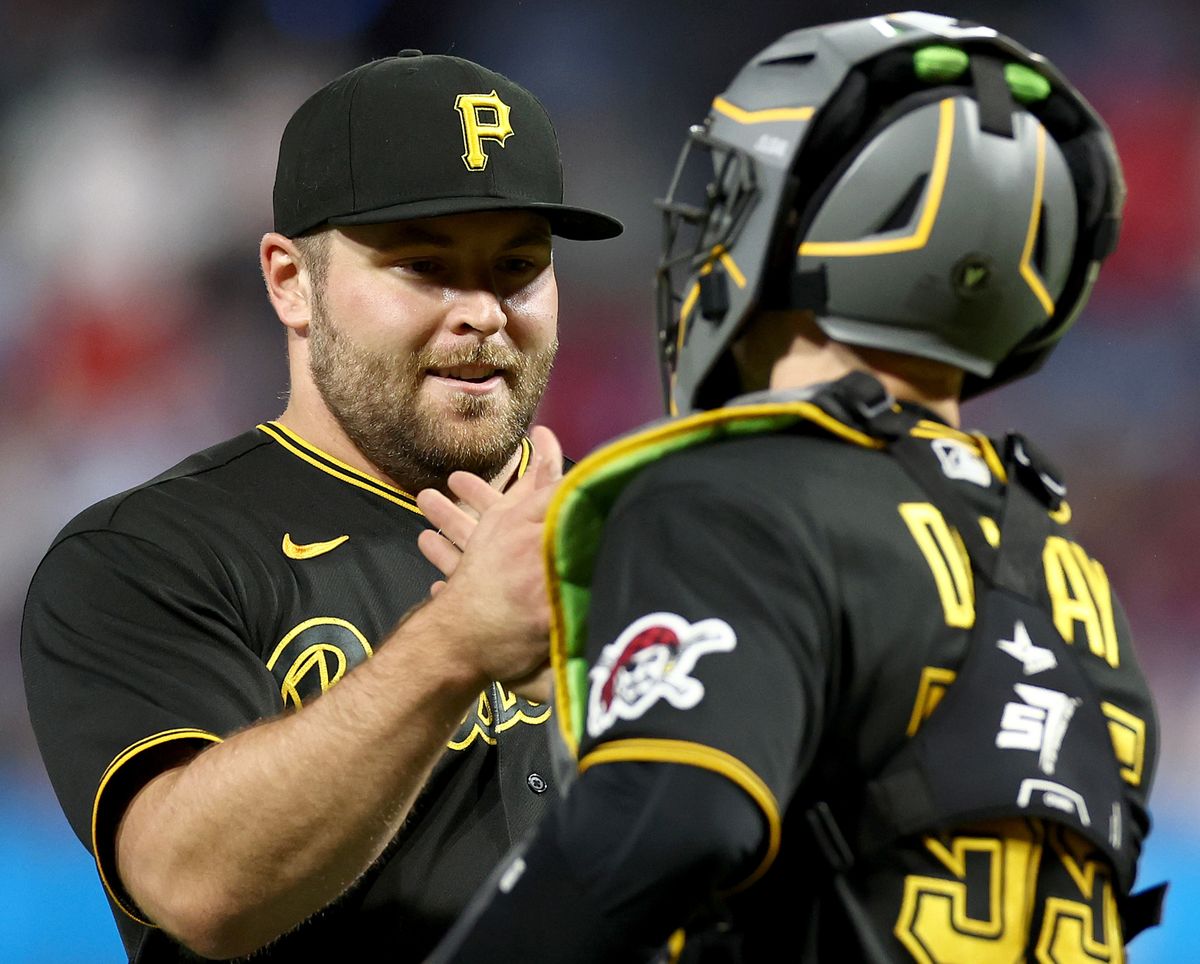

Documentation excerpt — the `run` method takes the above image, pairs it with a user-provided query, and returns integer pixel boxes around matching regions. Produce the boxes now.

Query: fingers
[511,474,559,525]
[418,428,563,585]
[416,487,455,524]
[442,427,561,519]
[447,471,503,517]
[418,488,479,551]
[417,528,463,579]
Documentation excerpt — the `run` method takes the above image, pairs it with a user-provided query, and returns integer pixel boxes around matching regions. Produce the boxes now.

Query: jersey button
[526,772,548,794]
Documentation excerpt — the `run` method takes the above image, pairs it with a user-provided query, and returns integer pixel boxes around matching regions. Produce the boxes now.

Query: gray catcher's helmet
[655,11,1125,413]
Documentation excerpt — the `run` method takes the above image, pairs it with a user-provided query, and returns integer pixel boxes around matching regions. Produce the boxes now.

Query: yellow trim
[679,282,701,340]
[266,616,373,672]
[259,422,535,509]
[910,420,982,447]
[1019,124,1055,317]
[716,246,748,288]
[1049,500,1072,525]
[516,436,534,479]
[674,246,748,364]
[799,98,956,257]
[978,516,1001,548]
[1101,701,1146,786]
[712,96,814,125]
[906,666,957,737]
[579,738,781,890]
[546,401,883,754]
[971,432,1008,484]
[258,422,423,515]
[92,728,222,924]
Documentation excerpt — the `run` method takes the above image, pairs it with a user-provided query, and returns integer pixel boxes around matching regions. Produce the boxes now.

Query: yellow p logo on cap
[455,90,514,171]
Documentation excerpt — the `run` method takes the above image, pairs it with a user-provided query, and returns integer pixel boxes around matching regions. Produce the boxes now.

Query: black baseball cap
[272,50,623,241]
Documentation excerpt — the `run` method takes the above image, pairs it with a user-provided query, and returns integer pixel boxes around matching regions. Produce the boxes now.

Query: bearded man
[21,50,620,963]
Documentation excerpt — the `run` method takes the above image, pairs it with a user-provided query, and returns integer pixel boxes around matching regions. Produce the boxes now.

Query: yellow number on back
[899,503,975,628]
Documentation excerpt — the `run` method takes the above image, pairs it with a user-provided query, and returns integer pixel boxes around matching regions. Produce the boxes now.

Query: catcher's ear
[261,232,313,333]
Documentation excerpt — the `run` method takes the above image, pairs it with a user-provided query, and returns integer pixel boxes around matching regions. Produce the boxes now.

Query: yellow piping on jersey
[515,436,534,479]
[93,728,222,924]
[712,96,814,125]
[258,422,423,514]
[259,423,537,510]
[798,97,956,257]
[579,738,781,890]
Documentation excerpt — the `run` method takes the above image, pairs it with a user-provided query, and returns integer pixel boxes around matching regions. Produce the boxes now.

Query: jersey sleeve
[21,526,280,919]
[428,760,765,964]
[575,461,837,857]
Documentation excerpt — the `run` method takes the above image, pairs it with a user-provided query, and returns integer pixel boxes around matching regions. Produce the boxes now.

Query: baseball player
[20,51,620,961]
[427,13,1165,962]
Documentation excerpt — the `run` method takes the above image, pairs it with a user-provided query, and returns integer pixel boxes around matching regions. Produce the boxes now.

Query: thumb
[529,425,564,486]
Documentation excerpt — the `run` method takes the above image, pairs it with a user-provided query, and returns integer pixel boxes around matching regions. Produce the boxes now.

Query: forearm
[117,600,485,959]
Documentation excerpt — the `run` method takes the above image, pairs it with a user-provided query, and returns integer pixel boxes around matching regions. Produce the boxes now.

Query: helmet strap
[969,54,1017,137]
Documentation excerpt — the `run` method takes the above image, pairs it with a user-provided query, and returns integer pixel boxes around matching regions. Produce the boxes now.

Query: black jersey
[429,378,1161,963]
[21,422,556,962]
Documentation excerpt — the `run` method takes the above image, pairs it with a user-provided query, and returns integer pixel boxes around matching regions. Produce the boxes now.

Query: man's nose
[447,286,507,337]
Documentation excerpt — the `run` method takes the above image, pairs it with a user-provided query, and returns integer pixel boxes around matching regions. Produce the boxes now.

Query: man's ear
[261,232,314,333]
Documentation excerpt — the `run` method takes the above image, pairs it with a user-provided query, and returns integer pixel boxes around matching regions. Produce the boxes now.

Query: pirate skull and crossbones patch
[586,612,737,738]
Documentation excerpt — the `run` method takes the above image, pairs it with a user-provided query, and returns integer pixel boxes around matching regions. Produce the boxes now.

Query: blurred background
[1,0,1195,959]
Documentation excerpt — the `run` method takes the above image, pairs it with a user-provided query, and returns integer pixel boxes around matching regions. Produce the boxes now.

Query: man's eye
[500,257,537,274]
[407,259,441,273]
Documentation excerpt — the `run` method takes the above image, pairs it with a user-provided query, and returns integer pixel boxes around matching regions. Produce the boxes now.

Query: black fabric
[1121,880,1168,940]
[428,373,1162,962]
[857,587,1135,884]
[969,53,1016,137]
[428,762,763,964]
[21,425,557,963]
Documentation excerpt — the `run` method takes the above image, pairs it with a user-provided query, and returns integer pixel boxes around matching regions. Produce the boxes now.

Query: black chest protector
[803,373,1165,959]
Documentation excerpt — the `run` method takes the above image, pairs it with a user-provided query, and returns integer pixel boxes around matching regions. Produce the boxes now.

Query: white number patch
[995,683,1080,775]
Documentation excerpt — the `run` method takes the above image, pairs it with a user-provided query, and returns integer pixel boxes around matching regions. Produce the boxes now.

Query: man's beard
[307,299,556,494]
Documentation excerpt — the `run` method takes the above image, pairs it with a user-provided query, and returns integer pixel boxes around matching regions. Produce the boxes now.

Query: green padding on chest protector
[548,402,872,749]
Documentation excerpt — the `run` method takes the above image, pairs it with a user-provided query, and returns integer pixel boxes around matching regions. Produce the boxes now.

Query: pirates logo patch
[586,612,736,738]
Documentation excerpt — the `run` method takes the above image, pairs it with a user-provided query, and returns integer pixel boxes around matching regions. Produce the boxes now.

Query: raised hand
[417,426,562,584]
[415,426,563,696]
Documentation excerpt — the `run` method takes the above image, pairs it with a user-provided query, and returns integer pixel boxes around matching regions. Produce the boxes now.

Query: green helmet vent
[1005,63,1052,103]
[913,45,1051,105]
[913,45,969,83]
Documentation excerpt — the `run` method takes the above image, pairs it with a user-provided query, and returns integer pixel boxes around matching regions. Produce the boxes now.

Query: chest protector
[544,372,1164,954]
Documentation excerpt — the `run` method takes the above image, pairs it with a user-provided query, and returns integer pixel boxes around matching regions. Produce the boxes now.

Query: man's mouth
[429,364,502,383]
[427,364,506,391]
